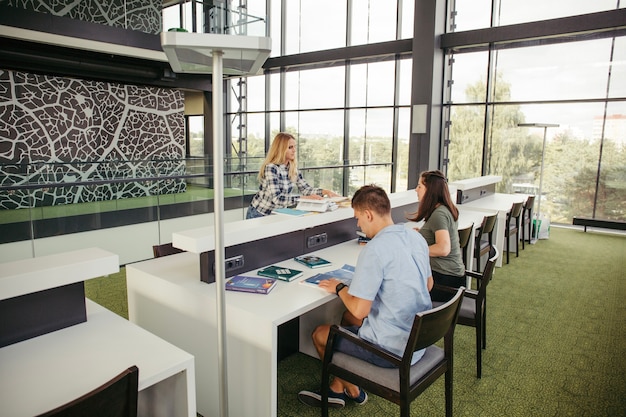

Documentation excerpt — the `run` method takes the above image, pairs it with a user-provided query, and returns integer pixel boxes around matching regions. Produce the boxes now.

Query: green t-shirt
[418,205,465,277]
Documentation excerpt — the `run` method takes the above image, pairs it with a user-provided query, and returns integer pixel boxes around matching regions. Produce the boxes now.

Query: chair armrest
[433,283,477,299]
[323,325,402,367]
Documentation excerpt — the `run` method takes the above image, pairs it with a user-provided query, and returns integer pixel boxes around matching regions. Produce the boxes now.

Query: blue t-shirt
[348,224,432,363]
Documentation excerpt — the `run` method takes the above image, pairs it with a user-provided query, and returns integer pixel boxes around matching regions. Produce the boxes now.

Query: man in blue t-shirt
[298,184,433,409]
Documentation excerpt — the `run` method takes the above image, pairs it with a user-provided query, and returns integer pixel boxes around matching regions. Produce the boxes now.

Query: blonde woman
[246,132,339,219]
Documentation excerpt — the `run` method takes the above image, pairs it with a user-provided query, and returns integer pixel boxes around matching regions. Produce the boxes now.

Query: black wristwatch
[335,283,348,296]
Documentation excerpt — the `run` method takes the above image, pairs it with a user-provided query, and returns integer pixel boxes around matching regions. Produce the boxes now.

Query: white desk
[127,241,363,417]
[460,193,531,267]
[0,300,196,417]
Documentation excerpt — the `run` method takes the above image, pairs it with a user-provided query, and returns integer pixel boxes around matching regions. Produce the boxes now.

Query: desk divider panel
[457,183,496,204]
[0,282,86,348]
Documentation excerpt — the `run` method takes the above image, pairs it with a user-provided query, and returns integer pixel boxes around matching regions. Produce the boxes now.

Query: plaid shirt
[250,163,322,215]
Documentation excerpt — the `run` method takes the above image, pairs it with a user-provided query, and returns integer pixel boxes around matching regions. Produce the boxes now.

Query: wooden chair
[520,195,535,249]
[152,242,183,258]
[504,201,524,264]
[457,222,474,271]
[434,247,498,378]
[320,288,465,417]
[473,213,497,272]
[37,365,139,417]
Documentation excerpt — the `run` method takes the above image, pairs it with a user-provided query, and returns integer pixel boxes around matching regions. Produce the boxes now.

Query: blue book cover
[225,275,277,294]
[301,264,355,288]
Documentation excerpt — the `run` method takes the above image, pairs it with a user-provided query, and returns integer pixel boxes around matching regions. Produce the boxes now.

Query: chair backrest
[509,201,524,220]
[406,287,464,356]
[476,214,497,243]
[457,223,473,250]
[523,195,535,218]
[152,242,184,258]
[37,366,139,417]
[476,247,499,301]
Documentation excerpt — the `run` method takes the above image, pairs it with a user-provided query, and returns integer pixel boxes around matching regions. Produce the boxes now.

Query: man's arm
[318,278,372,320]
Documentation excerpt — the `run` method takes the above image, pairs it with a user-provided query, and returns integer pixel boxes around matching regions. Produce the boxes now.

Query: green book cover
[294,255,332,269]
[257,265,304,282]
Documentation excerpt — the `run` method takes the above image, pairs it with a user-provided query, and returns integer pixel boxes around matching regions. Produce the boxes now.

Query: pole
[536,126,547,219]
[517,123,558,243]
[212,49,229,417]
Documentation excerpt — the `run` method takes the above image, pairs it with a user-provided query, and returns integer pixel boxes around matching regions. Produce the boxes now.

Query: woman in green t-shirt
[408,170,465,301]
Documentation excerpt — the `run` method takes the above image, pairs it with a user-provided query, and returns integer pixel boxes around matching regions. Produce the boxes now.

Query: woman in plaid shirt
[246,132,340,219]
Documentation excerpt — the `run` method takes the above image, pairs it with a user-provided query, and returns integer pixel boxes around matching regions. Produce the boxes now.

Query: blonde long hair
[258,132,299,181]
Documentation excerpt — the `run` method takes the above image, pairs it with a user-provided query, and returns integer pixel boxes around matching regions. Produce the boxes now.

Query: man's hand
[318,278,342,293]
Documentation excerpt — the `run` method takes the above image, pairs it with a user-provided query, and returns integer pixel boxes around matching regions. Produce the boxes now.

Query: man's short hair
[352,184,391,216]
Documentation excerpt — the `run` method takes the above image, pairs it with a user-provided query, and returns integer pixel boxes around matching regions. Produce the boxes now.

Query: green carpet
[85,227,626,417]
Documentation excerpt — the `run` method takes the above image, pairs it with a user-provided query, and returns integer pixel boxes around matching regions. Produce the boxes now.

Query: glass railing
[0,157,392,263]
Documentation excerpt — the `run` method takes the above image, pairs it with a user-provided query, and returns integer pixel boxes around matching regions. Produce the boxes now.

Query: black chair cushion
[330,345,444,392]
[433,297,477,320]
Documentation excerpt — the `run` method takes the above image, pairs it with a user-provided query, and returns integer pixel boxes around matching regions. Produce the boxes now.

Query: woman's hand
[301,194,324,200]
[323,189,341,198]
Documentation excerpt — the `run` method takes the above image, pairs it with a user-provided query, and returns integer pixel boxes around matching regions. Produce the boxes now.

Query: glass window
[494,102,606,224]
[348,108,394,165]
[397,58,412,106]
[188,116,204,157]
[609,36,626,99]
[243,113,266,160]
[245,75,265,112]
[284,0,347,54]
[268,72,280,111]
[350,61,395,107]
[496,0,622,26]
[269,0,281,56]
[593,101,626,221]
[449,51,488,104]
[451,0,492,32]
[493,39,614,102]
[447,105,486,182]
[399,0,414,39]
[284,67,345,110]
[396,107,411,190]
[351,0,397,46]
[287,110,345,167]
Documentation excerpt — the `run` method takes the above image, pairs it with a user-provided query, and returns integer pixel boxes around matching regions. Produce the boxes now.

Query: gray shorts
[335,326,398,368]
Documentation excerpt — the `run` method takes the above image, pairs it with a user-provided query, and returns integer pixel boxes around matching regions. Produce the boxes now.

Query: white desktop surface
[127,241,363,417]
[461,193,530,267]
[450,175,502,190]
[0,300,196,417]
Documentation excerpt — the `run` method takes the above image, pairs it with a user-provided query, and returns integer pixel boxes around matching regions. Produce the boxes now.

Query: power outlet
[224,255,244,273]
[307,233,328,249]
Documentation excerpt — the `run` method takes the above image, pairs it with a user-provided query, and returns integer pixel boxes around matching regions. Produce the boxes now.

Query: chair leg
[476,324,482,378]
[515,230,519,257]
[505,232,510,264]
[445,368,453,417]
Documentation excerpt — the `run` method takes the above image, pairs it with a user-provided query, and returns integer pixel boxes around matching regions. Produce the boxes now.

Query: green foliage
[448,74,626,222]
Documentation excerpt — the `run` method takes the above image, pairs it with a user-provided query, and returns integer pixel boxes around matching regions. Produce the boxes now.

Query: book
[295,199,330,212]
[356,230,370,245]
[257,265,303,282]
[300,264,355,288]
[273,207,311,216]
[225,275,277,295]
[294,254,332,269]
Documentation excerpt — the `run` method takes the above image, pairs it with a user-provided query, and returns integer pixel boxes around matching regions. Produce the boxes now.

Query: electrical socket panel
[307,233,328,249]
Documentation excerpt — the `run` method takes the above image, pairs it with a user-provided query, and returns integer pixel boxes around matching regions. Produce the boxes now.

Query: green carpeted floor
[85,227,626,417]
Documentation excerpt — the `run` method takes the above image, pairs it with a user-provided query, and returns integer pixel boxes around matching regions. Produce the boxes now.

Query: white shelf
[173,190,419,254]
[450,175,502,191]
[0,248,119,300]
